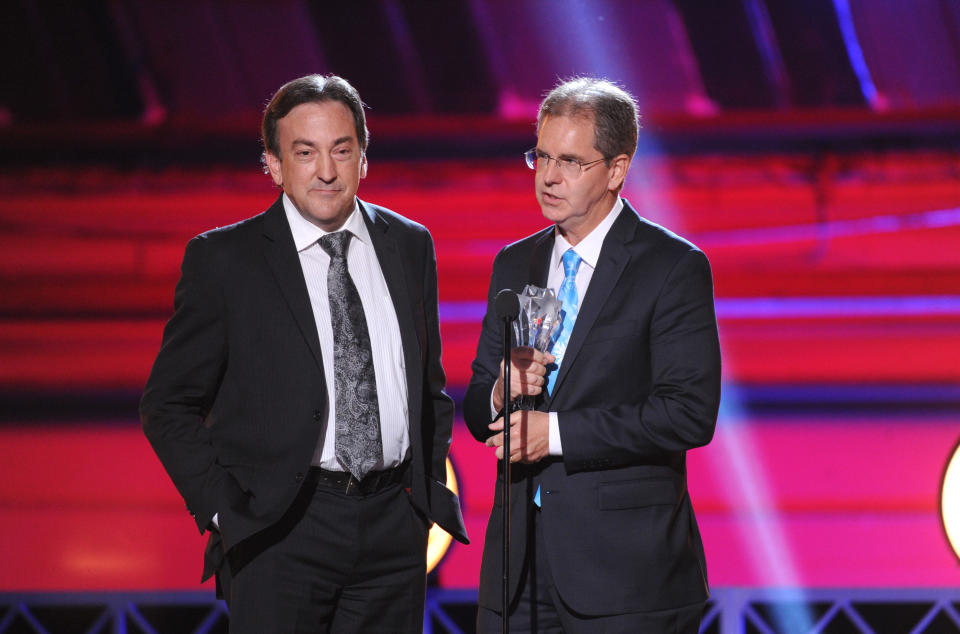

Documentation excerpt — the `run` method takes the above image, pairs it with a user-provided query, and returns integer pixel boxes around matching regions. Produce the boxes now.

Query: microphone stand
[494,289,520,634]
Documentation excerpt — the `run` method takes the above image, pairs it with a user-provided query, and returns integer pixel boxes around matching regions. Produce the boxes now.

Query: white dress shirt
[544,197,623,455]
[283,194,411,471]
[490,197,624,456]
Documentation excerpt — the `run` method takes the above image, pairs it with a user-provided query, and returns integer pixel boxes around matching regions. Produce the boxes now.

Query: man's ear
[359,153,368,180]
[265,152,283,188]
[607,154,630,192]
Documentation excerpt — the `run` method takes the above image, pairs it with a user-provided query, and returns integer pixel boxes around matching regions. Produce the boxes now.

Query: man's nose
[542,157,563,184]
[314,155,337,182]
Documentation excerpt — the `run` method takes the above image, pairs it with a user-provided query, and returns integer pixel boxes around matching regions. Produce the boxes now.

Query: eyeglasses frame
[523,147,607,177]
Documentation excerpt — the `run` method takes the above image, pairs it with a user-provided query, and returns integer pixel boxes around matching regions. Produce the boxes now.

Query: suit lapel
[550,204,639,397]
[528,228,555,289]
[261,197,325,371]
[359,201,423,420]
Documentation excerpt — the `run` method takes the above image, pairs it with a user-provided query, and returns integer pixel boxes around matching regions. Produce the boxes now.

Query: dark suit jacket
[141,196,467,585]
[463,200,720,616]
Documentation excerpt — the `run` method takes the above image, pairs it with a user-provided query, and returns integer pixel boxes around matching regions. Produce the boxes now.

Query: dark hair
[537,77,639,165]
[261,74,369,163]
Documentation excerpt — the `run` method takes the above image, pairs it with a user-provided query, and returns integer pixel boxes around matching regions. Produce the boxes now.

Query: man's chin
[299,203,352,230]
[539,203,566,224]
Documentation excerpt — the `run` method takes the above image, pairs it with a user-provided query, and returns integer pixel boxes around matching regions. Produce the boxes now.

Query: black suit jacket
[464,200,720,615]
[141,196,467,584]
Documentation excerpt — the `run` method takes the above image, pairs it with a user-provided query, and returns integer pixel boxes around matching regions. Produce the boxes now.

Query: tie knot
[318,231,352,260]
[562,249,581,277]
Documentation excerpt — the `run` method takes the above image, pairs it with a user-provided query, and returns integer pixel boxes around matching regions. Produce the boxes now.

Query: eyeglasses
[523,148,606,178]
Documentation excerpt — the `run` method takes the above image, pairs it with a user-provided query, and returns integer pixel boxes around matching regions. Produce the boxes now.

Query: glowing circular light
[940,438,960,561]
[426,457,458,573]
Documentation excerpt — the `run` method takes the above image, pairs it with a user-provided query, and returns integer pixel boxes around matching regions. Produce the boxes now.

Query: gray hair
[537,77,639,164]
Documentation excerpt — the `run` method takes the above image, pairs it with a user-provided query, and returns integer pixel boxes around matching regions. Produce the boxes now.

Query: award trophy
[512,284,563,410]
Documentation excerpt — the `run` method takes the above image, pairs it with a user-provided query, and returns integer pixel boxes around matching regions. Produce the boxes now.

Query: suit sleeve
[140,236,229,533]
[462,248,506,442]
[421,231,456,483]
[558,248,721,470]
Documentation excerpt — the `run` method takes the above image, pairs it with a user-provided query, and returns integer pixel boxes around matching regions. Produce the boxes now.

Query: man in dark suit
[141,74,466,633]
[464,77,721,633]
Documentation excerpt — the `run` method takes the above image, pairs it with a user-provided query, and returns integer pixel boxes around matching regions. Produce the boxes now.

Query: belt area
[310,462,409,496]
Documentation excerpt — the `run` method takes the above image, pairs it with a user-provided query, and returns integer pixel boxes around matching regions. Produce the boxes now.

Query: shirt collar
[551,196,624,271]
[282,194,370,252]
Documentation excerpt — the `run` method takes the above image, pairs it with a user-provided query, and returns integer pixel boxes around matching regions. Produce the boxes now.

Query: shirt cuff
[548,412,562,455]
[211,513,219,530]
[489,387,498,419]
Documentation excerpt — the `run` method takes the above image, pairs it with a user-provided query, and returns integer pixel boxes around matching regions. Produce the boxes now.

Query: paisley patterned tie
[318,231,383,480]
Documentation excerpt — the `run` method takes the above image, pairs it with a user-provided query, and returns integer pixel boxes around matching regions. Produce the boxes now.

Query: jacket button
[295,472,304,483]
[313,410,322,421]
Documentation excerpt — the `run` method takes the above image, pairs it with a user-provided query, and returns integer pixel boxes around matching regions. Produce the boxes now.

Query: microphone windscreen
[495,289,520,320]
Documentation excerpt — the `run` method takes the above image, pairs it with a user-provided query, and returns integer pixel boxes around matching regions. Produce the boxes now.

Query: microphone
[493,287,519,632]
[495,289,520,321]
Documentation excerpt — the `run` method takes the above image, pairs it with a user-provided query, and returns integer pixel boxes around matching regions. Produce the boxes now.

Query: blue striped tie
[546,249,582,395]
[536,248,581,508]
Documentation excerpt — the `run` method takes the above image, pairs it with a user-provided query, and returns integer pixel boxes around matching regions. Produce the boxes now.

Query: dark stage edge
[1,588,959,634]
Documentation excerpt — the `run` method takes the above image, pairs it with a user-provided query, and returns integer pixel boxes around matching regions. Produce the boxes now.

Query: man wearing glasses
[464,77,721,633]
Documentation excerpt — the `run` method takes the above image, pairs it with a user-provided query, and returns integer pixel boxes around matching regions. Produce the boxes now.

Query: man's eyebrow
[539,148,585,161]
[291,139,318,148]
[332,136,355,147]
